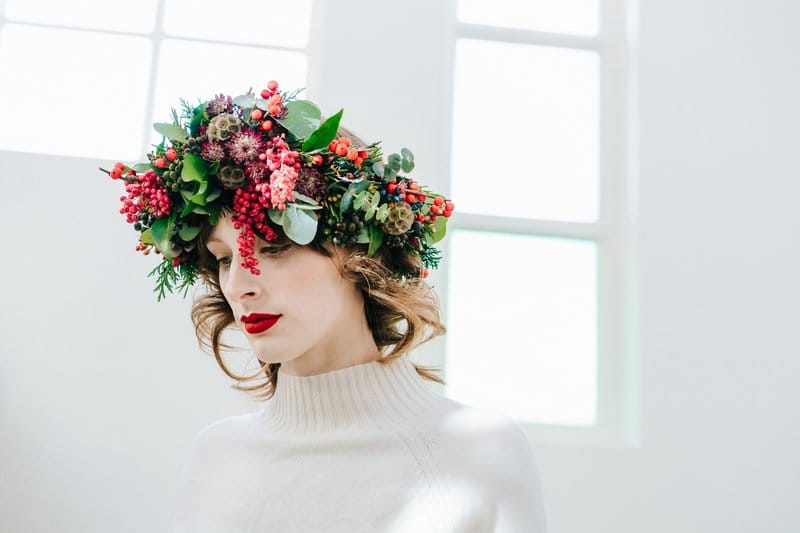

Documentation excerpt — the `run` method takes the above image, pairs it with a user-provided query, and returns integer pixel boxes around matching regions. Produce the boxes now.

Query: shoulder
[437,403,538,469]
[186,412,256,456]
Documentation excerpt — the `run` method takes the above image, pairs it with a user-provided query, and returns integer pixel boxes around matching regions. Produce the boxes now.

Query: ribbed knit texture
[170,355,548,532]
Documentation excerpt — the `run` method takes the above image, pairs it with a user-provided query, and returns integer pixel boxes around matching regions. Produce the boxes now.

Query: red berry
[443,210,452,218]
[409,183,419,191]
[355,157,363,165]
[154,158,166,168]
[335,144,348,157]
[261,120,273,131]
[110,168,122,179]
[268,105,281,115]
[267,80,278,91]
[261,89,270,98]
[405,193,416,203]
[339,136,351,147]
[358,150,369,159]
[423,268,429,278]
[416,214,425,222]
[165,148,177,160]
[430,215,437,221]
[387,182,397,193]
[251,109,264,121]
[312,154,323,166]
[113,162,125,170]
[430,205,440,215]
[417,194,425,202]
[434,196,444,206]
[328,141,338,152]
[445,201,454,210]
[346,148,358,160]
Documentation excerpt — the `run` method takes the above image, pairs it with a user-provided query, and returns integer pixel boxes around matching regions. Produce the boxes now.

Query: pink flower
[269,164,298,210]
[227,128,264,163]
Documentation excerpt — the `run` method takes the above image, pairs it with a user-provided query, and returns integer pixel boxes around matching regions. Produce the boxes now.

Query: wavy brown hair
[189,125,447,400]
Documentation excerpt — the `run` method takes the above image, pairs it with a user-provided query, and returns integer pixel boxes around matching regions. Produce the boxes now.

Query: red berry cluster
[230,181,279,276]
[117,168,173,222]
[328,136,369,166]
[250,79,283,132]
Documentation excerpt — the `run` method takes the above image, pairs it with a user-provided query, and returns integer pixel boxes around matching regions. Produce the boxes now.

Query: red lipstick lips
[241,313,282,335]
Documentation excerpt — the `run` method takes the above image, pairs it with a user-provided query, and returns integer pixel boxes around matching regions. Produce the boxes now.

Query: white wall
[1,0,799,531]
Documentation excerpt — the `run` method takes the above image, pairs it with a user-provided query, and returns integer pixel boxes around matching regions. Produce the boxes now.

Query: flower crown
[99,80,455,301]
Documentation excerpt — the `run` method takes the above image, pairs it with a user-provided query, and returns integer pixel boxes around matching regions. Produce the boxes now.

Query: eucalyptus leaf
[372,162,385,177]
[356,226,370,243]
[178,224,202,241]
[279,100,322,140]
[401,157,414,173]
[153,123,189,143]
[340,189,354,213]
[133,163,151,173]
[232,93,255,108]
[291,190,321,206]
[268,207,287,226]
[302,108,343,152]
[254,98,269,111]
[387,153,402,169]
[353,190,368,211]
[376,203,389,221]
[282,205,318,244]
[365,206,376,221]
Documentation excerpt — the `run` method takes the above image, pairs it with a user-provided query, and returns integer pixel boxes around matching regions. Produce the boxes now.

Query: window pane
[0,24,151,160]
[149,39,307,148]
[451,39,599,222]
[457,0,599,36]
[4,0,158,33]
[163,0,312,48]
[444,229,597,426]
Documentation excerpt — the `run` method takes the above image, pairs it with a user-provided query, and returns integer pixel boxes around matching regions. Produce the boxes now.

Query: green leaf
[365,206,376,221]
[353,190,369,211]
[371,190,380,205]
[372,162,385,177]
[376,203,389,221]
[282,204,318,244]
[367,223,383,257]
[254,98,269,111]
[153,123,189,143]
[133,163,151,173]
[189,102,207,137]
[178,224,202,241]
[140,228,155,245]
[180,200,195,217]
[192,205,210,215]
[429,212,448,243]
[302,108,344,152]
[205,185,222,202]
[400,147,415,173]
[387,153,402,169]
[268,207,288,226]
[150,213,177,258]
[278,100,322,140]
[356,226,370,243]
[181,153,208,182]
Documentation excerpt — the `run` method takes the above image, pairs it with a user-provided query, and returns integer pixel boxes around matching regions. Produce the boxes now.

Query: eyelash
[215,245,289,267]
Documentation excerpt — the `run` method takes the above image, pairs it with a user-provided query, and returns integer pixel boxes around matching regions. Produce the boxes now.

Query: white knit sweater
[170,355,548,532]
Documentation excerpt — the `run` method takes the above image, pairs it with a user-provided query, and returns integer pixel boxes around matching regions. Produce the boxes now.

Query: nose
[224,253,263,302]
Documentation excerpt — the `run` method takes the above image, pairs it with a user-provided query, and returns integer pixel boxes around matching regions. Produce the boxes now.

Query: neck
[257,355,442,434]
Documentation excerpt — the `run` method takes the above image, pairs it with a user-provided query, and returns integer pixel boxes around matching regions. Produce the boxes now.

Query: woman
[102,81,547,532]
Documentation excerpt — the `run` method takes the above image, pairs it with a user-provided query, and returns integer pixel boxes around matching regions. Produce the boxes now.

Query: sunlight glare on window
[0,24,151,160]
[4,0,158,33]
[444,229,598,426]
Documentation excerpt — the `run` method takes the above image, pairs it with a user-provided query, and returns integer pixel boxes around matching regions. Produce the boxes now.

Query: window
[444,0,639,447]
[0,0,313,161]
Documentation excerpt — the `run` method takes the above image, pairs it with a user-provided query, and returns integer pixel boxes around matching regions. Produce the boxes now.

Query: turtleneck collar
[257,355,443,434]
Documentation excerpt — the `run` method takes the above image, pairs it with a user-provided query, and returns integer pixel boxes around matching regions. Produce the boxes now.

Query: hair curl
[189,125,447,400]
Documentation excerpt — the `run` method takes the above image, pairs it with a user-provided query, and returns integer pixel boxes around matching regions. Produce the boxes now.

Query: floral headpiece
[99,80,455,301]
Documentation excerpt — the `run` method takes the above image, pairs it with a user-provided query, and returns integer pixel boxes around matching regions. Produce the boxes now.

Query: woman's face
[204,213,380,376]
